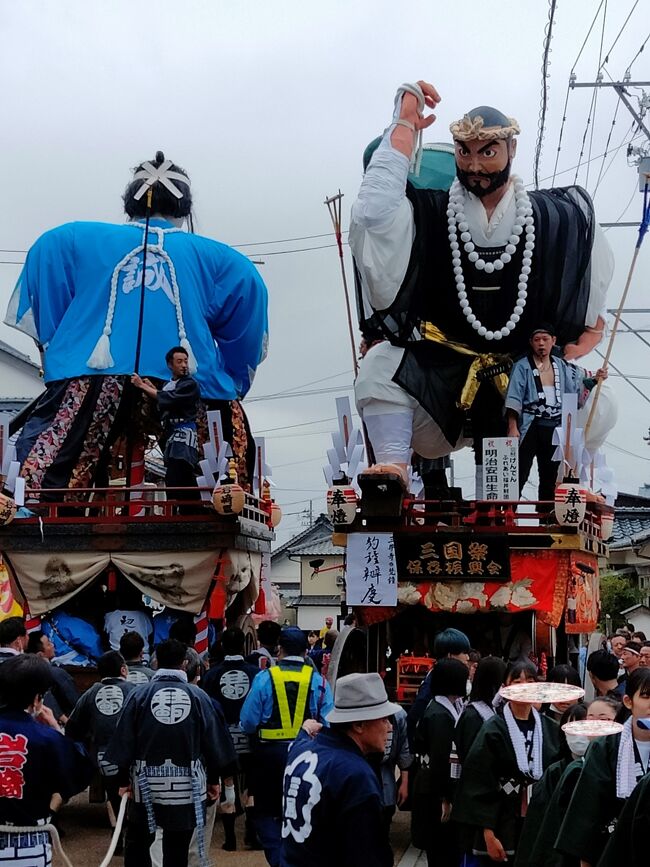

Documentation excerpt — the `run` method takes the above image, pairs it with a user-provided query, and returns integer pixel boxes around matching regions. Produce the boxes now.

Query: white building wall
[0,355,43,399]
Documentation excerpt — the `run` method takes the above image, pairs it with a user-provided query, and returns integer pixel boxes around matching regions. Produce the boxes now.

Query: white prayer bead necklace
[447,175,535,341]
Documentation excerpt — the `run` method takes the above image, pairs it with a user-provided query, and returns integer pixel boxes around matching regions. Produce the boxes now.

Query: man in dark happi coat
[132,345,200,496]
[0,655,93,867]
[351,80,613,492]
[65,651,137,829]
[105,639,236,867]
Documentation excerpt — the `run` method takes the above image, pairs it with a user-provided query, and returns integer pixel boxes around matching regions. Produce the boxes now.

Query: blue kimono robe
[5,219,268,400]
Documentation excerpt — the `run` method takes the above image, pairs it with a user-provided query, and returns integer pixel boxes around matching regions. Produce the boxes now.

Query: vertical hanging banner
[346,533,398,607]
[482,437,519,500]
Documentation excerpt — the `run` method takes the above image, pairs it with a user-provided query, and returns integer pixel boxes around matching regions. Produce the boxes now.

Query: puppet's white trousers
[356,342,468,462]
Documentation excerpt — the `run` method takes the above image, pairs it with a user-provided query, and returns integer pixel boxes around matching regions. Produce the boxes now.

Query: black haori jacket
[358,184,595,445]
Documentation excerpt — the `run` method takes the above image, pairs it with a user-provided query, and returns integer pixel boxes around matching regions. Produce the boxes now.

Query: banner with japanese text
[482,437,519,500]
[358,549,570,628]
[395,535,511,582]
[346,533,398,607]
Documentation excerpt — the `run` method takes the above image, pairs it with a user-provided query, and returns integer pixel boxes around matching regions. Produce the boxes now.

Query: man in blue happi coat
[280,672,398,866]
[0,654,93,867]
[5,152,268,496]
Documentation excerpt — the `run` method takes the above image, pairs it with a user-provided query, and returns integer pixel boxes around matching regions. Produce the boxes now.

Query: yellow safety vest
[258,664,313,740]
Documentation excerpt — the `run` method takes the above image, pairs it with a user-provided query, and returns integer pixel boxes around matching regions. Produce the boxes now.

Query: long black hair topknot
[123,150,193,219]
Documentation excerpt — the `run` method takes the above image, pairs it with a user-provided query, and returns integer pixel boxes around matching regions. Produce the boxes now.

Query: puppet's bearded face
[455,137,516,198]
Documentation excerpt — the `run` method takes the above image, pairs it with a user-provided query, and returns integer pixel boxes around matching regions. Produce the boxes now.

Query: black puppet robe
[411,698,459,859]
[453,712,561,858]
[554,733,647,866]
[357,184,596,447]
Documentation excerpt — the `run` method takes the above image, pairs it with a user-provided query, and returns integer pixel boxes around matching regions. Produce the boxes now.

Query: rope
[0,822,73,867]
[98,793,128,867]
[0,793,127,867]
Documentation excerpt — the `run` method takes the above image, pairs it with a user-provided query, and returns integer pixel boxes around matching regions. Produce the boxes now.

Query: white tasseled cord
[87,224,197,372]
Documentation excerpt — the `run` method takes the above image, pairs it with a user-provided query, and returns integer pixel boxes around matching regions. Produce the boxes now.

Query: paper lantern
[0,494,16,525]
[212,484,246,516]
[270,502,282,528]
[326,484,358,525]
[554,482,587,526]
[598,509,615,541]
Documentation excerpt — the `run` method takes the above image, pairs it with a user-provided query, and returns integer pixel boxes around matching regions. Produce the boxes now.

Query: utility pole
[570,75,650,142]
[570,74,650,226]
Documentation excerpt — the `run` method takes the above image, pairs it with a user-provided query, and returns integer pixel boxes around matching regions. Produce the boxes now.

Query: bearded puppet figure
[5,153,268,497]
[352,86,614,494]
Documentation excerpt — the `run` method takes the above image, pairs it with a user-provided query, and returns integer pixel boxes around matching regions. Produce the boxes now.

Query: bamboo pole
[584,179,650,439]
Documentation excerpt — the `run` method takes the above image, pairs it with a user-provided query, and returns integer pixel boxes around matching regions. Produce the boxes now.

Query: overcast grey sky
[0,1,648,545]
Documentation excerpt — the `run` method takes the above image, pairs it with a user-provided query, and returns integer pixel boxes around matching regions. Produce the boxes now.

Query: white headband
[132,160,188,201]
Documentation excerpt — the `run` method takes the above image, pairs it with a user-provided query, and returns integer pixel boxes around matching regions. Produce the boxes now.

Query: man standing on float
[352,81,614,495]
[5,152,268,497]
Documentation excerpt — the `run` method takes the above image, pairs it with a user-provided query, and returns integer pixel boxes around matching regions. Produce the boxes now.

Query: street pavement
[53,793,414,866]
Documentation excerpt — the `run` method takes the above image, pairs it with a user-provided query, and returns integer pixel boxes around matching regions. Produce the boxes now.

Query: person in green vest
[240,627,333,867]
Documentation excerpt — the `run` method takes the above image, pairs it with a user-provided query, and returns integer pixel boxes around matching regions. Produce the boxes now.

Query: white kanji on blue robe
[5,219,269,400]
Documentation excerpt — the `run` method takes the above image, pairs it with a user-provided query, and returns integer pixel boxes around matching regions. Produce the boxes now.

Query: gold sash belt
[420,322,511,411]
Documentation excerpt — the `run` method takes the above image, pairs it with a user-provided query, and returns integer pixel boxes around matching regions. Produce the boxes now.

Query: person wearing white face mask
[515,700,620,867]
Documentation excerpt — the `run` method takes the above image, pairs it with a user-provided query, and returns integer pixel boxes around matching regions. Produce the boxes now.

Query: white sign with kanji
[482,437,519,501]
[346,533,398,607]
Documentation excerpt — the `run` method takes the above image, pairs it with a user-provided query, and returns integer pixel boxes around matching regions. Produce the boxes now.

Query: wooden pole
[324,191,359,377]
[584,178,650,440]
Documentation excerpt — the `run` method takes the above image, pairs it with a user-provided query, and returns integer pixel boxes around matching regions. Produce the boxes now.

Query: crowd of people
[1,615,650,867]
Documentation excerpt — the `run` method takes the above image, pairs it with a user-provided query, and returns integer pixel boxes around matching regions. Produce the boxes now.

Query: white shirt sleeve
[586,221,614,328]
[349,132,415,312]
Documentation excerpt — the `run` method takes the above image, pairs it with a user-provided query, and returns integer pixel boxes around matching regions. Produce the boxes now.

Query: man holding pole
[131,346,200,498]
[505,324,608,500]
[5,152,268,497]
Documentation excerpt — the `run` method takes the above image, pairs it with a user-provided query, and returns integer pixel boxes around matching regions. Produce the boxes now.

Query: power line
[250,370,351,404]
[551,0,607,185]
[599,1,640,71]
[254,415,338,435]
[233,231,346,248]
[580,0,608,189]
[626,30,650,72]
[603,178,639,229]
[247,384,353,403]
[593,114,630,198]
[606,441,650,461]
[533,130,645,188]
[534,0,558,188]
[250,242,344,257]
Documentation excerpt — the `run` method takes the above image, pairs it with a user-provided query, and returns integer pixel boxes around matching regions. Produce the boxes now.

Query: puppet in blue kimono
[5,152,268,496]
